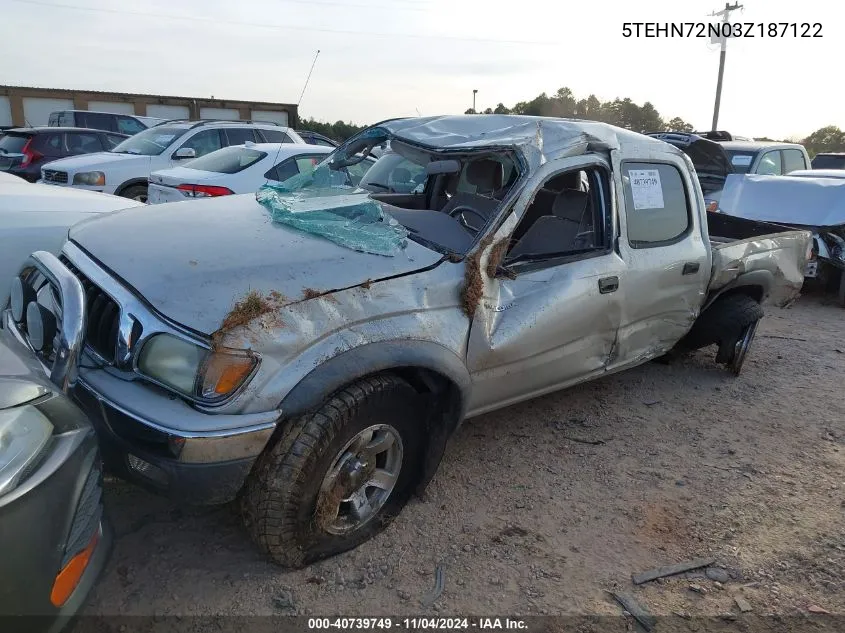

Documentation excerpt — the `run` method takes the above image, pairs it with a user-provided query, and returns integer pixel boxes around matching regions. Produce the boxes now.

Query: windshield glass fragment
[256,183,409,257]
[256,123,523,256]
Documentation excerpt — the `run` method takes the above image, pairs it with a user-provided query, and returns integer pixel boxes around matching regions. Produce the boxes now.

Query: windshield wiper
[365,182,391,191]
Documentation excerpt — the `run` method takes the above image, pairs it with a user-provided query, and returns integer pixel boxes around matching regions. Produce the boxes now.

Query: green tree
[297,117,366,142]
[666,117,694,132]
[493,102,510,114]
[801,125,845,157]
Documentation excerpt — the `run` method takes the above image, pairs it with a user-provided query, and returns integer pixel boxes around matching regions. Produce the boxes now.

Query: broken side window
[506,167,610,263]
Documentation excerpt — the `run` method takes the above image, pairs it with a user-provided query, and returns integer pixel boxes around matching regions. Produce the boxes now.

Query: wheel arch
[275,340,471,493]
[703,270,770,311]
[115,178,150,197]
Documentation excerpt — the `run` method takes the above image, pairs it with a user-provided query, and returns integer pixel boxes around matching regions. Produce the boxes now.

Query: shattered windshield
[256,126,521,257]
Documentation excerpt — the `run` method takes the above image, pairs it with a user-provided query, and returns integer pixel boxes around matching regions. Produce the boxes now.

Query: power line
[8,0,557,46]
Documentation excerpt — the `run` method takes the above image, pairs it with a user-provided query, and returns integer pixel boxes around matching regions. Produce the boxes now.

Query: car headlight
[0,406,53,495]
[138,333,258,401]
[72,171,105,186]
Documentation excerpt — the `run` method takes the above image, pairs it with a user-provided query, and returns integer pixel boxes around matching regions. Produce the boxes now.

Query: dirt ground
[82,291,844,626]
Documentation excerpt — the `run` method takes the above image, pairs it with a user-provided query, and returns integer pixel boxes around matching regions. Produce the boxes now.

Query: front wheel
[241,374,425,568]
[120,184,148,203]
[838,270,845,307]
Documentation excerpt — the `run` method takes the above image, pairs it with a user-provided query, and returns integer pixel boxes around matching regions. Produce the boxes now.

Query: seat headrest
[465,159,503,193]
[392,167,411,183]
[552,189,588,222]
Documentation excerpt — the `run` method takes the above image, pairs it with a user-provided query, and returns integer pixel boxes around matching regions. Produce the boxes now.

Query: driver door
[465,156,625,416]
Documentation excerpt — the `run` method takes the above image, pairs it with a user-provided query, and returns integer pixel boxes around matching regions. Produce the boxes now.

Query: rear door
[611,153,710,368]
[79,111,118,133]
[65,131,104,155]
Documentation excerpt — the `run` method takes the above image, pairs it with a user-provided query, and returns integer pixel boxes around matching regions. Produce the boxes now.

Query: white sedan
[147,143,375,204]
[0,181,144,306]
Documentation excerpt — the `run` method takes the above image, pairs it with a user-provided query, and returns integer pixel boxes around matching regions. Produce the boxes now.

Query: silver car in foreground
[2,115,810,567]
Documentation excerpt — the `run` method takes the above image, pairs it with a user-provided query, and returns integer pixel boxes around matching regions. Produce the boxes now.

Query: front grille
[43,169,68,184]
[62,460,103,567]
[60,256,119,363]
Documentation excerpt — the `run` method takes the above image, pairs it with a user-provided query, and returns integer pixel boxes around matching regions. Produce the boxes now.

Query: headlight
[138,334,258,401]
[0,406,53,495]
[72,171,105,186]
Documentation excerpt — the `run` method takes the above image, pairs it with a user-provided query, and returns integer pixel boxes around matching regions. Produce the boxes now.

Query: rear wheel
[681,294,763,375]
[838,270,845,307]
[241,374,425,568]
[120,184,148,202]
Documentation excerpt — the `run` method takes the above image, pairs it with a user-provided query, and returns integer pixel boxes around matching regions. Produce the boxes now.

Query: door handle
[682,262,700,275]
[598,276,619,294]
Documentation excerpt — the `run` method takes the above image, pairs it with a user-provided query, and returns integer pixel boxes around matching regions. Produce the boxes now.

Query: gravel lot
[81,291,844,626]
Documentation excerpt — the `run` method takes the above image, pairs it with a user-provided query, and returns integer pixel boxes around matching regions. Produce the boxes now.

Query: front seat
[551,189,590,249]
[440,158,504,231]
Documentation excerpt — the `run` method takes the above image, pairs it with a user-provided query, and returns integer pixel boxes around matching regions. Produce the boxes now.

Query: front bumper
[39,180,109,194]
[2,250,279,505]
[0,372,111,631]
[71,379,268,504]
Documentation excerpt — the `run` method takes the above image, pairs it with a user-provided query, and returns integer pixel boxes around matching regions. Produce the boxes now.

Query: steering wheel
[448,206,487,234]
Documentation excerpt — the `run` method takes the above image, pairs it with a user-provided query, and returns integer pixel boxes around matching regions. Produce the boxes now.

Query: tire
[681,294,763,375]
[120,184,148,203]
[838,270,845,308]
[241,374,426,568]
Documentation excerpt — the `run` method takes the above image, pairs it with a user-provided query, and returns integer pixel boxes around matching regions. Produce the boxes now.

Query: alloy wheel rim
[316,424,404,535]
[731,320,759,375]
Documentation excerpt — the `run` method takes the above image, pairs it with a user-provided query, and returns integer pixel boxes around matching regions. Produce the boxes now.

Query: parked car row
[0,127,128,182]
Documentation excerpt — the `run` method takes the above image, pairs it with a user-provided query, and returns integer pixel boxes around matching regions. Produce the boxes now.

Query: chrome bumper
[15,250,87,392]
[4,253,278,466]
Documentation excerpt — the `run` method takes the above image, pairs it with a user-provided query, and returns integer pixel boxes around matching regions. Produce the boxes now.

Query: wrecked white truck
[2,115,811,567]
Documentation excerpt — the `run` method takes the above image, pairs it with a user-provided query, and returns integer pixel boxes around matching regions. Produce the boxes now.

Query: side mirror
[173,147,196,160]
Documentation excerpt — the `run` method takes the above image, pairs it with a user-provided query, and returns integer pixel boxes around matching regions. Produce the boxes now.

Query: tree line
[298,87,845,157]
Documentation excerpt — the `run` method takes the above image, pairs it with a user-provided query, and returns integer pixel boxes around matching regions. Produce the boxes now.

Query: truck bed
[706,212,812,308]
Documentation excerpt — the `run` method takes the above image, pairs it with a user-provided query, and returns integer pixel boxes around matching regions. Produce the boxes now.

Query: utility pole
[709,2,742,131]
[472,89,478,113]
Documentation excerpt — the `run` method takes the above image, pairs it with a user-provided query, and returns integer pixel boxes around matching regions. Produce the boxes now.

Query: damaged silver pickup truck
[2,115,811,567]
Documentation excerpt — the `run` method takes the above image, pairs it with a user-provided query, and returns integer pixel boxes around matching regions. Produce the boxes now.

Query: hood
[68,194,443,335]
[42,151,149,172]
[719,173,845,228]
[647,133,732,179]
[0,181,145,212]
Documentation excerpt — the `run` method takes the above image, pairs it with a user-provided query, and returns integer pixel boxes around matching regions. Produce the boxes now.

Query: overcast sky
[0,0,838,139]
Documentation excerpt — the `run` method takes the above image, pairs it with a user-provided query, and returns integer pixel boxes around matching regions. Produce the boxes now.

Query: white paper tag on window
[629,169,664,210]
[731,154,753,166]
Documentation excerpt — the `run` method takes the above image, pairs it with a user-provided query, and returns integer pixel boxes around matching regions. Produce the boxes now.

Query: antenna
[298,49,321,107]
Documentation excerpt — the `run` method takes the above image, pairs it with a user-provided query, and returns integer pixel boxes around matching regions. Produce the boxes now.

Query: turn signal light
[50,529,100,606]
[177,184,234,198]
